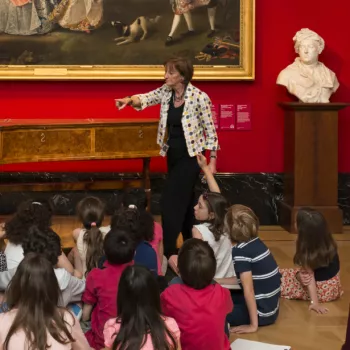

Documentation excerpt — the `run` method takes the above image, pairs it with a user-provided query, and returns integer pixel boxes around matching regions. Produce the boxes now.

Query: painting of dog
[0,0,255,80]
[111,16,162,45]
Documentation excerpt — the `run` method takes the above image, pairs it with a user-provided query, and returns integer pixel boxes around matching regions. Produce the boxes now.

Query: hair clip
[91,222,97,227]
[202,190,209,200]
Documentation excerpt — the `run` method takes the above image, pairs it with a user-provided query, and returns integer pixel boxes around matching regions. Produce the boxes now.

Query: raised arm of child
[196,154,220,193]
[230,271,258,334]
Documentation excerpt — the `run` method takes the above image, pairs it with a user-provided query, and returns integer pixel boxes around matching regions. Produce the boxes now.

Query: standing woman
[115,56,219,257]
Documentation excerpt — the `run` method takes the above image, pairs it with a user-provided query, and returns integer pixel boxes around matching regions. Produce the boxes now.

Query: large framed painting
[0,0,255,80]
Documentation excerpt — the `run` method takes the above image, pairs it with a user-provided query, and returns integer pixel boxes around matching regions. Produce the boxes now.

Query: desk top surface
[0,118,159,128]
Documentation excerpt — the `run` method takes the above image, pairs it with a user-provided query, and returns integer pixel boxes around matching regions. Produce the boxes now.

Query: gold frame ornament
[0,0,255,81]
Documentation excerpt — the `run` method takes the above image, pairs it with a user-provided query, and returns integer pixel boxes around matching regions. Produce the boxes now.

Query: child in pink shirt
[0,253,89,350]
[104,265,180,350]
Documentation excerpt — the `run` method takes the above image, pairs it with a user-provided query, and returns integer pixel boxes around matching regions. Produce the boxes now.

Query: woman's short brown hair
[225,204,259,243]
[164,56,194,84]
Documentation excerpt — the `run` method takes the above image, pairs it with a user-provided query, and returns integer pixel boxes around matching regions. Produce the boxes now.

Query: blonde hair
[225,204,259,243]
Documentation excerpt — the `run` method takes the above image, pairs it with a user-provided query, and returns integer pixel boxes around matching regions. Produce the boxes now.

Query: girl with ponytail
[73,196,110,277]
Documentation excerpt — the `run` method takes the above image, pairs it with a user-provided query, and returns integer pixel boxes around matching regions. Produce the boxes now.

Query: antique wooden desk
[0,118,160,209]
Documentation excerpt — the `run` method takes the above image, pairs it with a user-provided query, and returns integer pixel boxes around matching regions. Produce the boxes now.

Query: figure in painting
[166,0,218,45]
[0,0,57,35]
[48,0,103,33]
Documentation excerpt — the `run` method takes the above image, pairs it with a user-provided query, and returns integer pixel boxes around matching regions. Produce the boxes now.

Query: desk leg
[143,158,151,211]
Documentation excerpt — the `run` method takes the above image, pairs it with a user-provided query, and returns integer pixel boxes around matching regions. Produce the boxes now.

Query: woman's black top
[167,93,186,150]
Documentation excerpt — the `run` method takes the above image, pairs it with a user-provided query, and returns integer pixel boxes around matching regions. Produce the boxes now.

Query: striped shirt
[232,237,281,323]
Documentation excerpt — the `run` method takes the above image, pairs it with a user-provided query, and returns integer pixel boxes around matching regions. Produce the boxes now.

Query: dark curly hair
[115,192,154,242]
[22,226,62,266]
[111,206,154,244]
[4,199,53,245]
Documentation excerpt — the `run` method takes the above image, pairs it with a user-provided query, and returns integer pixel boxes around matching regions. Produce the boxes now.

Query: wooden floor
[2,215,349,350]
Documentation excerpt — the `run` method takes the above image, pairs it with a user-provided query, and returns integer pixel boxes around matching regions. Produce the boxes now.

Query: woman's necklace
[173,91,184,104]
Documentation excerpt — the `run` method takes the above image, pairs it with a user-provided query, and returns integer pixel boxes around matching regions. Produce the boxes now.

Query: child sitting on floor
[72,196,110,277]
[21,225,86,308]
[161,238,233,350]
[105,206,158,275]
[120,192,166,275]
[280,207,343,314]
[225,205,281,334]
[1,199,80,278]
[104,265,180,350]
[0,226,85,308]
[3,199,52,269]
[82,226,136,350]
[0,253,90,350]
[169,154,235,283]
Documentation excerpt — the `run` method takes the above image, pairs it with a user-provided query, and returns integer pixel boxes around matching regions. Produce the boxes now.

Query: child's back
[194,223,234,279]
[161,238,233,350]
[225,205,280,331]
[82,227,136,350]
[280,207,343,312]
[104,265,180,350]
[0,309,86,350]
[161,279,232,350]
[232,237,280,321]
[0,253,89,350]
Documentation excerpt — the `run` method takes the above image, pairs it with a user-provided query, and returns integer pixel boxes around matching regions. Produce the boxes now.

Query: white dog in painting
[111,16,161,45]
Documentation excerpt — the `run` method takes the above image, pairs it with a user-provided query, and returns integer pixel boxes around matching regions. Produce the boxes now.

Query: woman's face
[164,64,184,88]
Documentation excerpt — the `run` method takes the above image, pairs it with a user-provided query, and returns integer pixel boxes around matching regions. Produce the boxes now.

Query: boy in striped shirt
[224,205,281,334]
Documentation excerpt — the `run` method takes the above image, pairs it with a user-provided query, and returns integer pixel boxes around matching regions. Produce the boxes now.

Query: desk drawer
[95,125,158,155]
[1,129,91,162]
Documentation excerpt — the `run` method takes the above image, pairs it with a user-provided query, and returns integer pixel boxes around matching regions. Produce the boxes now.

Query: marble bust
[277,28,339,103]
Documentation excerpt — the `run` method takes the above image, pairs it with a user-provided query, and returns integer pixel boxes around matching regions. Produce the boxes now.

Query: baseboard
[0,172,349,225]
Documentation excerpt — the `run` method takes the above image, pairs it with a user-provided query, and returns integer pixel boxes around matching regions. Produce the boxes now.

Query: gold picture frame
[0,0,255,81]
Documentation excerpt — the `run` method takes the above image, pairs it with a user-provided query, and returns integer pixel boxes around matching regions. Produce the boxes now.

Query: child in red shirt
[82,227,136,350]
[161,238,233,350]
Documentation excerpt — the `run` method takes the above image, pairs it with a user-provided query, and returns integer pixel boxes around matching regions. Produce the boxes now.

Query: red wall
[1,1,349,174]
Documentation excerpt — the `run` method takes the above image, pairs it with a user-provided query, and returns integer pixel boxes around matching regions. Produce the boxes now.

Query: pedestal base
[279,201,343,233]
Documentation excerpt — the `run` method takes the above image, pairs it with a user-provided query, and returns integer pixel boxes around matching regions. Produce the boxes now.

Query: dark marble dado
[0,172,349,225]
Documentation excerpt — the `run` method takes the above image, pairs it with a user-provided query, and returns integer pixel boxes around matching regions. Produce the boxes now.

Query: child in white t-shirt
[169,154,236,284]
